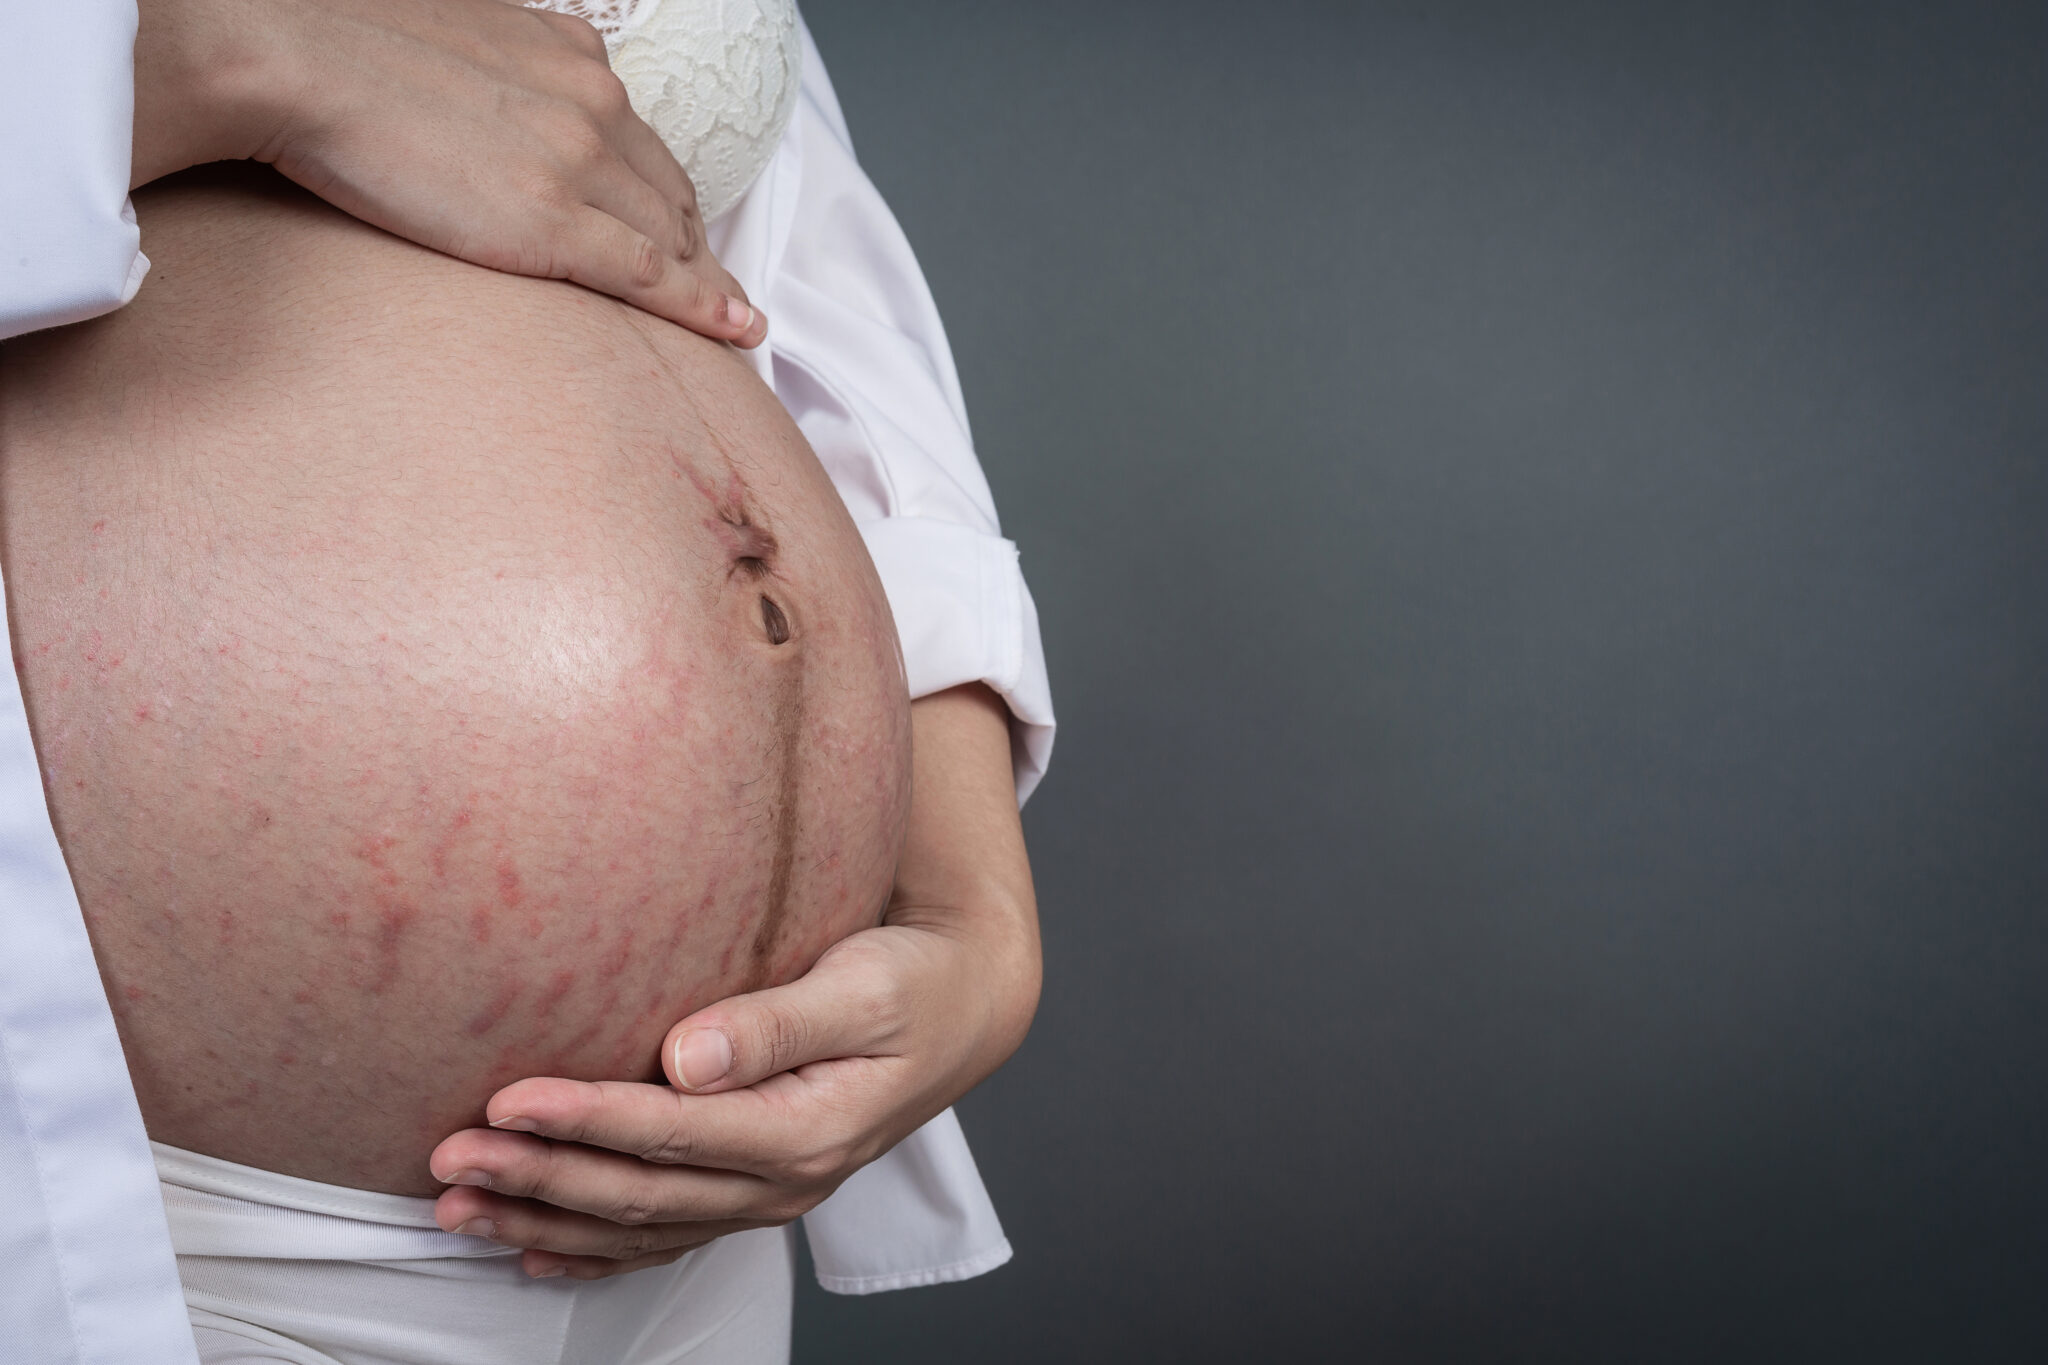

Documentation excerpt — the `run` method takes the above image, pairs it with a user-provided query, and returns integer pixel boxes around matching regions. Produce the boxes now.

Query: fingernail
[724,296,753,330]
[489,1115,541,1132]
[672,1028,732,1091]
[439,1169,492,1188]
[454,1217,498,1240]
[530,1263,568,1279]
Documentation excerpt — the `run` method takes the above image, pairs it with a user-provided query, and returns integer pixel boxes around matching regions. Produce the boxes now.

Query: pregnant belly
[0,166,910,1195]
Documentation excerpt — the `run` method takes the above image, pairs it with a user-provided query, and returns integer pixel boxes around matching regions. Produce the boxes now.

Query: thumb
[662,945,898,1094]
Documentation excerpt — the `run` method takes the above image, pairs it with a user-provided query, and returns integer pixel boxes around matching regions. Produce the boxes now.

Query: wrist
[133,0,301,187]
[885,899,1042,1076]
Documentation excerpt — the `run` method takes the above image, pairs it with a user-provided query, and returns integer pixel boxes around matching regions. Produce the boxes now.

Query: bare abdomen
[0,166,910,1194]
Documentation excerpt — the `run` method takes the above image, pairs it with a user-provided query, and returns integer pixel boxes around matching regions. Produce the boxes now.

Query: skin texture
[0,164,909,1195]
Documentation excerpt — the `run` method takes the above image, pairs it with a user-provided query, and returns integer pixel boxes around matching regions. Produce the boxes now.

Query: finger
[430,1120,771,1222]
[472,1059,892,1175]
[528,8,610,62]
[550,67,704,264]
[570,60,771,350]
[555,207,763,345]
[662,936,911,1094]
[434,1183,770,1261]
[575,162,707,287]
[601,102,706,252]
[582,136,769,349]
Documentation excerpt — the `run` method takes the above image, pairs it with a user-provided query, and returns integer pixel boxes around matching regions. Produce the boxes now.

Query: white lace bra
[527,0,801,222]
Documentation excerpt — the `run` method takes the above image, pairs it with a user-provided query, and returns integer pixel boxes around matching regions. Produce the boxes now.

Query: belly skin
[0,166,910,1195]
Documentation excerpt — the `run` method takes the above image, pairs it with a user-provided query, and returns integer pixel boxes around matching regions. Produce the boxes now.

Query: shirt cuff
[858,516,1055,805]
[800,1107,1014,1295]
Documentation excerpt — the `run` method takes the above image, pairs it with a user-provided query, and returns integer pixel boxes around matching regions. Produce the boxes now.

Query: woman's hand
[132,0,766,345]
[426,685,1041,1278]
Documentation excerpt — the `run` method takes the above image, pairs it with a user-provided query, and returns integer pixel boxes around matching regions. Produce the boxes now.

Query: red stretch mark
[654,885,710,974]
[463,981,525,1038]
[431,805,475,882]
[377,905,416,950]
[370,903,419,993]
[354,834,401,885]
[533,969,578,1020]
[636,976,689,1035]
[597,926,638,982]
[550,989,622,1061]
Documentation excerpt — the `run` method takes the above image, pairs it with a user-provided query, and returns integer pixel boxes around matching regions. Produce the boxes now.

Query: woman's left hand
[426,685,1040,1279]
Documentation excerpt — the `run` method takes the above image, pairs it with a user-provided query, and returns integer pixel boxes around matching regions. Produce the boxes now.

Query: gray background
[794,2,2045,1360]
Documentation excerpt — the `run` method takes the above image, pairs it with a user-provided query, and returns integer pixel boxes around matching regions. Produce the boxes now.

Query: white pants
[154,1144,794,1365]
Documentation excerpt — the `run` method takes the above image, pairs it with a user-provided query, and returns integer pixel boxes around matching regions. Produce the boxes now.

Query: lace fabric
[530,0,645,37]
[527,0,802,221]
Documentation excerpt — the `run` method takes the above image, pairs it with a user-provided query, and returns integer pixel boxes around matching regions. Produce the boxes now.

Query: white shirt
[0,5,1053,1360]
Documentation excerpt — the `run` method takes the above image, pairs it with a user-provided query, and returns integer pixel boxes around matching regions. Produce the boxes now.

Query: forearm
[890,684,1043,1073]
[131,0,285,188]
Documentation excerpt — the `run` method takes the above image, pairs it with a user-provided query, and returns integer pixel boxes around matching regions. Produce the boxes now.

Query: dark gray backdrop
[793,2,2046,1360]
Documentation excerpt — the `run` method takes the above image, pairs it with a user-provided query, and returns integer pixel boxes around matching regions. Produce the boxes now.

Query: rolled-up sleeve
[1,0,149,341]
[757,17,1055,802]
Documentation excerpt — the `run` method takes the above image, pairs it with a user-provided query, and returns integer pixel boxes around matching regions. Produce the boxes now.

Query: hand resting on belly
[0,165,910,1196]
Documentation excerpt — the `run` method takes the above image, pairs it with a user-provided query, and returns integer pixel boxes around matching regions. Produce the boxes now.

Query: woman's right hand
[132,0,767,346]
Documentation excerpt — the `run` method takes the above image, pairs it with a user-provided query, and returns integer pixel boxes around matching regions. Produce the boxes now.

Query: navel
[759,595,791,645]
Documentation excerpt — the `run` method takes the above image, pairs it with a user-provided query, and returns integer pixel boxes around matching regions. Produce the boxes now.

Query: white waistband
[152,1142,517,1263]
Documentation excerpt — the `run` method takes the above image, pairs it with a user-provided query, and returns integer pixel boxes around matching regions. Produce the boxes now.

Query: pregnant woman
[0,1,1049,1361]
